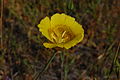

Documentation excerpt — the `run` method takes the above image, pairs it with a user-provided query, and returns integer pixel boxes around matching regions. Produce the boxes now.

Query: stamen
[62,31,66,38]
[51,32,57,43]
[49,25,75,44]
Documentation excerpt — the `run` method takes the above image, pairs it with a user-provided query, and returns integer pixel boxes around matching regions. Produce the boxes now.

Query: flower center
[49,25,74,44]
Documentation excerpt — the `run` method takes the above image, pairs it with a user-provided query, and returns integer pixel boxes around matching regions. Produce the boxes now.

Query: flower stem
[60,52,64,80]
[34,51,57,80]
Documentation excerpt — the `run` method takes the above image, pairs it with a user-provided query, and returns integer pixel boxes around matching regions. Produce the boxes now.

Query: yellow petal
[43,43,56,48]
[38,17,51,41]
[51,13,66,27]
[70,21,84,35]
[63,33,84,49]
[57,44,64,48]
[63,14,83,35]
[62,13,75,27]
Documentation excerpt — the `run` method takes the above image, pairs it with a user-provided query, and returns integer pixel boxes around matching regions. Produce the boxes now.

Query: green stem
[60,52,64,80]
[34,51,57,80]
[42,51,57,72]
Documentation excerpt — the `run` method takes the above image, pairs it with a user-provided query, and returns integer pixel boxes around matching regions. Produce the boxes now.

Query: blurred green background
[0,0,120,80]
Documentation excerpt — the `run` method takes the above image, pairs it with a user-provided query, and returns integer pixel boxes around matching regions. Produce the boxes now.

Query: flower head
[38,13,84,49]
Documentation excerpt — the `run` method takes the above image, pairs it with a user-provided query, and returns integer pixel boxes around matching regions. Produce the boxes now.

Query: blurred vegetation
[0,0,120,80]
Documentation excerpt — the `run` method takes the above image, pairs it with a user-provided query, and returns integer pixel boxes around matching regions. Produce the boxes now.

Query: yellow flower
[38,13,84,49]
